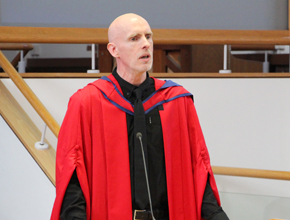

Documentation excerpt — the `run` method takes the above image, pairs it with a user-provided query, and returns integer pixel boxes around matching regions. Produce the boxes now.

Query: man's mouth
[140,54,150,59]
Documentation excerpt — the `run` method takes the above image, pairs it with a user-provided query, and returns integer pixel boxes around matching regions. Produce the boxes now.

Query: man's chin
[134,61,153,73]
[144,63,153,72]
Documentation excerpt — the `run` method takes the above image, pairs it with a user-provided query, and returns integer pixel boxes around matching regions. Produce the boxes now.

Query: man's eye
[146,35,151,39]
[131,37,137,41]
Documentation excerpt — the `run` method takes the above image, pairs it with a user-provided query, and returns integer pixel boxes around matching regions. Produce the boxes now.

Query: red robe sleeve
[186,97,221,218]
[51,90,91,220]
[160,94,221,220]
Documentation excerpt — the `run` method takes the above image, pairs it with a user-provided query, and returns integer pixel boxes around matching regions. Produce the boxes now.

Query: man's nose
[141,36,150,49]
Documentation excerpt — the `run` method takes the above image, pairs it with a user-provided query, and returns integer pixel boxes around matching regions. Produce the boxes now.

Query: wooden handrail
[0,43,34,50]
[0,50,60,137]
[1,72,290,79]
[152,29,290,45]
[0,26,290,45]
[212,166,290,181]
[0,26,108,44]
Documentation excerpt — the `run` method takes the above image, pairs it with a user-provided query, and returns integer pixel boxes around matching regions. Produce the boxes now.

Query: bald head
[107,13,153,85]
[108,13,150,43]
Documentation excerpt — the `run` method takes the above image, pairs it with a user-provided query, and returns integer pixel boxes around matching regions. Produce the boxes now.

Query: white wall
[0,116,55,220]
[1,77,290,219]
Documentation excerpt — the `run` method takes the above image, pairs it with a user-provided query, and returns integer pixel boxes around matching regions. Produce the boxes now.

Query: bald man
[51,13,229,220]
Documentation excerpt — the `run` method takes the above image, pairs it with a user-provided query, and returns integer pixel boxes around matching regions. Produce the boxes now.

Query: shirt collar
[112,68,151,100]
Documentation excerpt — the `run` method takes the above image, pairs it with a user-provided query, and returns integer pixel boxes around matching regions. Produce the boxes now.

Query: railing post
[18,50,26,73]
[263,51,270,73]
[219,45,232,74]
[87,44,100,73]
[289,45,290,72]
[35,124,49,150]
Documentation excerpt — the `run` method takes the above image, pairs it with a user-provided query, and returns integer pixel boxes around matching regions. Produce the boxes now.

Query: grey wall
[0,0,288,30]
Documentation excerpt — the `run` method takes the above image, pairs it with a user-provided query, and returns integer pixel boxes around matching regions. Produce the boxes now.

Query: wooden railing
[0,51,60,137]
[1,27,290,184]
[213,166,290,181]
[1,26,290,45]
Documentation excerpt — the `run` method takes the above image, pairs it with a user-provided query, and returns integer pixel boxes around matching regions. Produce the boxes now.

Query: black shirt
[60,69,229,220]
[113,69,168,212]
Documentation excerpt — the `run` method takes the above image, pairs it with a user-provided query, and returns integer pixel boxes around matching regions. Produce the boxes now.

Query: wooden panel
[153,45,191,72]
[153,48,166,72]
[0,81,56,185]
[269,54,290,65]
[1,72,290,78]
[230,54,263,72]
[98,44,113,72]
[191,45,224,72]
[180,46,192,72]
[230,53,289,72]
[1,26,290,45]
[191,45,264,73]
[231,45,275,50]
[26,57,92,72]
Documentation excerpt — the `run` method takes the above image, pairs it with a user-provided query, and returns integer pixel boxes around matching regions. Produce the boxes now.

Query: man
[51,13,229,220]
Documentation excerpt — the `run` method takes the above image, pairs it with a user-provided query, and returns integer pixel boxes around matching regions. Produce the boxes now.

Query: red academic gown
[51,74,221,220]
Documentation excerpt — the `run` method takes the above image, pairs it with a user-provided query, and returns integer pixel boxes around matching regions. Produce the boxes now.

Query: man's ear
[107,43,119,58]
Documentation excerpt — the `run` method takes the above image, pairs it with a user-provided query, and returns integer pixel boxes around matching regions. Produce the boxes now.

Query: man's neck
[116,69,146,86]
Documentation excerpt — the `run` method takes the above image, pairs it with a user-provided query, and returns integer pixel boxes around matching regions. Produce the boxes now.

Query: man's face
[114,17,153,75]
